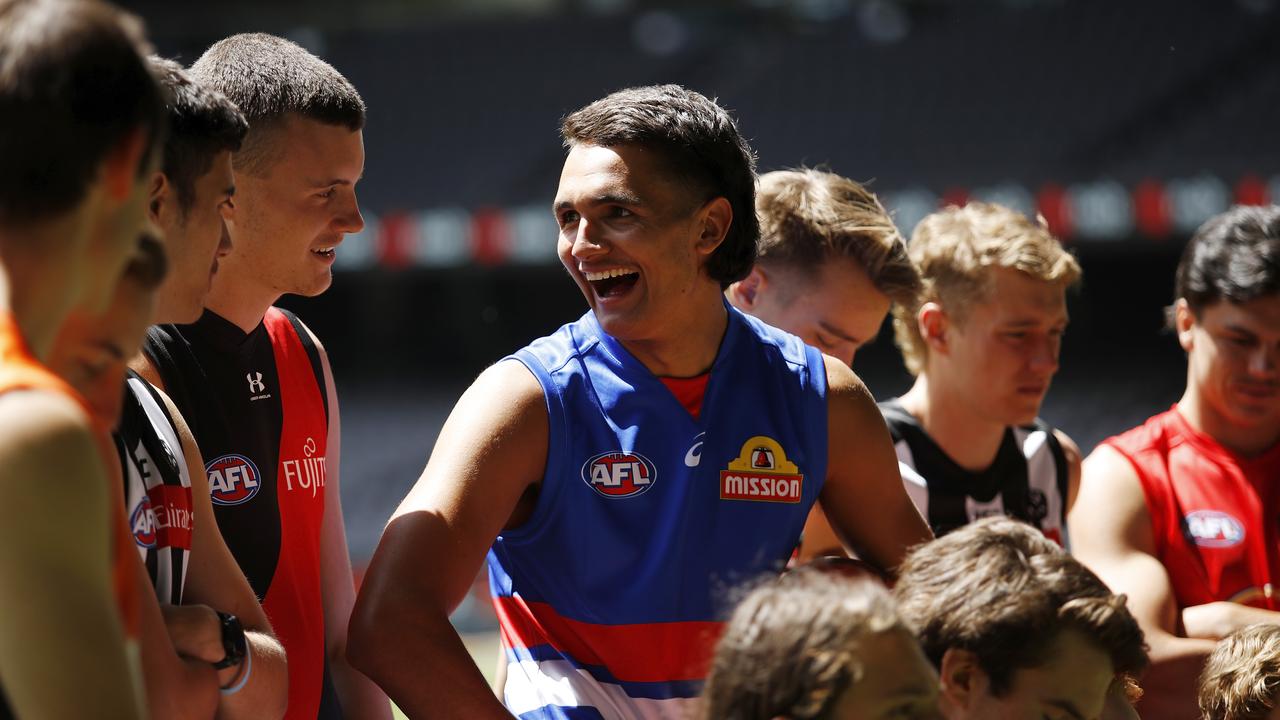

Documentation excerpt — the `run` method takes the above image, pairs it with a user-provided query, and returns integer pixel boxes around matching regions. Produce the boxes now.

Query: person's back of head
[893,202,1081,376]
[1199,623,1280,720]
[703,565,939,720]
[893,516,1146,719]
[188,32,365,176]
[561,84,758,289]
[0,0,164,225]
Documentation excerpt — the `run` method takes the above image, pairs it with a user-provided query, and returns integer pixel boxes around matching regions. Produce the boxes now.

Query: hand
[161,604,225,664]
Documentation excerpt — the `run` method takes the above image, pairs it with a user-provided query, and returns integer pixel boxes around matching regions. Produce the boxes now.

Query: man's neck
[1178,382,1280,458]
[203,274,278,334]
[899,373,1007,472]
[615,296,729,378]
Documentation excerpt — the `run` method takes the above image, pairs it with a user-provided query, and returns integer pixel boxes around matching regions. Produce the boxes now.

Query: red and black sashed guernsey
[145,307,342,720]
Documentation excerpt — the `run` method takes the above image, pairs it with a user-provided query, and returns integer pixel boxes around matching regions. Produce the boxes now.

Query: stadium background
[122,0,1280,702]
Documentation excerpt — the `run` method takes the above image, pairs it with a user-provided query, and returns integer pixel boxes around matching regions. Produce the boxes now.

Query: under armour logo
[247,372,267,394]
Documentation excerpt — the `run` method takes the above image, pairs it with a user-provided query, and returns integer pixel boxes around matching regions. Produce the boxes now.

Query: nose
[333,190,365,234]
[1248,345,1279,378]
[1028,335,1061,374]
[570,218,607,260]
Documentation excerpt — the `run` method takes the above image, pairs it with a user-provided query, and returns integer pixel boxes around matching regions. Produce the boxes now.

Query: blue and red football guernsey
[489,304,828,719]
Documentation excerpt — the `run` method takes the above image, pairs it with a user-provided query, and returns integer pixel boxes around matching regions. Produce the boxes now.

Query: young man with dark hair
[727,167,926,561]
[1071,205,1280,719]
[349,84,931,719]
[886,202,1083,545]
[0,0,163,716]
[137,34,388,720]
[893,516,1148,719]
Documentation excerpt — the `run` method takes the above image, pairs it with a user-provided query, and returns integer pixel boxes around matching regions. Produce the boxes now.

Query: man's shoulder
[1099,408,1181,460]
[733,306,811,369]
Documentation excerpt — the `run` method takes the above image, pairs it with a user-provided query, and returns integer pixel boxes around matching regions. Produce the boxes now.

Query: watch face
[214,611,248,670]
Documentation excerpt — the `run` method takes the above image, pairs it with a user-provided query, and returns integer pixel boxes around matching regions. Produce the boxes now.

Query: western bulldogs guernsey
[117,371,194,605]
[144,307,341,720]
[1103,407,1280,611]
[880,399,1070,546]
[489,305,828,720]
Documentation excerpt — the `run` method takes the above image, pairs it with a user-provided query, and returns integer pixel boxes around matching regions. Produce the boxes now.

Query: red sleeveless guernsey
[1103,406,1280,610]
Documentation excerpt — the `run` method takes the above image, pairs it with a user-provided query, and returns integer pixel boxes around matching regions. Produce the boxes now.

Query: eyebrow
[818,320,860,344]
[309,173,364,188]
[1044,698,1085,720]
[1222,323,1259,337]
[554,192,644,213]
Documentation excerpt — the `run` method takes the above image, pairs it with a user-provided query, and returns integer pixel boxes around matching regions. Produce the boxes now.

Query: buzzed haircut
[893,516,1147,697]
[1199,623,1280,720]
[561,84,758,288]
[188,33,365,175]
[149,56,247,215]
[0,0,165,224]
[756,168,921,308]
[893,202,1081,376]
[1171,204,1280,326]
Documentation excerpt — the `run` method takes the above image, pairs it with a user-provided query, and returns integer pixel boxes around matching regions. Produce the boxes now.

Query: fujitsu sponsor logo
[720,435,804,504]
[281,436,326,498]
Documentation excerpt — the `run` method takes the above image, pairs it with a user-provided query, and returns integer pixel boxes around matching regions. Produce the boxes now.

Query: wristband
[219,644,252,696]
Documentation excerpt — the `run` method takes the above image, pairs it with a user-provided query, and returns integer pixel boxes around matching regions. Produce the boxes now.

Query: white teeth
[314,247,335,254]
[583,268,637,282]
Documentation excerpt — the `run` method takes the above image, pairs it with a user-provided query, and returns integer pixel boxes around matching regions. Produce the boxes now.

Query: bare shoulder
[129,351,164,391]
[822,354,870,400]
[1080,443,1143,497]
[1053,428,1083,467]
[0,390,104,496]
[1071,442,1153,554]
[821,354,880,431]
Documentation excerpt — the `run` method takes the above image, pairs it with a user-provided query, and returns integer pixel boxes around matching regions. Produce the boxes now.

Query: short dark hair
[893,517,1148,697]
[149,56,247,215]
[189,33,365,175]
[0,0,165,225]
[561,84,758,288]
[1170,205,1280,327]
[702,567,906,720]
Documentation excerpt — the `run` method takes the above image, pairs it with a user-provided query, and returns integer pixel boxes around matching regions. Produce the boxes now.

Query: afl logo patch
[581,451,657,499]
[206,453,262,506]
[1185,510,1246,548]
[130,495,156,548]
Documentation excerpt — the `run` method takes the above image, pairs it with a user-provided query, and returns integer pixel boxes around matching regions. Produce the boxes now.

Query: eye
[611,206,633,218]
[558,210,580,228]
[316,187,336,200]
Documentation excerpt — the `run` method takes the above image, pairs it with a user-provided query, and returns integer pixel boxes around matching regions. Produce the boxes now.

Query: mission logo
[207,453,262,506]
[581,451,657,499]
[720,436,804,503]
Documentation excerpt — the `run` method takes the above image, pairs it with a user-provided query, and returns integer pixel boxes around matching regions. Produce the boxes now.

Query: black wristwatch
[213,611,247,670]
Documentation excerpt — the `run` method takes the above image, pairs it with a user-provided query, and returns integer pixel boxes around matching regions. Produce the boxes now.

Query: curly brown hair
[1199,624,1280,720]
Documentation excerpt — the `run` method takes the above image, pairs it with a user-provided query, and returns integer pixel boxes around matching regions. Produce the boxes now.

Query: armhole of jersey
[493,352,565,546]
[1041,423,1070,516]
[277,308,330,425]
[126,369,179,436]
[805,344,829,498]
[143,326,178,393]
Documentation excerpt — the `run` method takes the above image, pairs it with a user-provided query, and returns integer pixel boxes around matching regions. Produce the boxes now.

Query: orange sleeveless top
[0,312,139,638]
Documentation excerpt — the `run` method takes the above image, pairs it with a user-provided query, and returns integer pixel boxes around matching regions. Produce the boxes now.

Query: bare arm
[0,392,149,719]
[161,389,289,720]
[348,360,548,719]
[305,331,392,720]
[1069,445,1214,720]
[818,356,933,577]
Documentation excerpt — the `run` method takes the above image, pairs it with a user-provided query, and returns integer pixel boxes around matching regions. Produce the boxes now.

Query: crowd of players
[1,0,1278,718]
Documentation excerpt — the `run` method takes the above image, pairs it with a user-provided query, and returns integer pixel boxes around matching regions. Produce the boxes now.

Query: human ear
[729,266,768,309]
[100,126,148,203]
[693,196,733,258]
[1174,299,1196,352]
[918,302,950,354]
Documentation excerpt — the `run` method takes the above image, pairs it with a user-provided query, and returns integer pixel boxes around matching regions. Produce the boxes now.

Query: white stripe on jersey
[503,658,699,720]
[893,443,930,521]
[1014,426,1069,550]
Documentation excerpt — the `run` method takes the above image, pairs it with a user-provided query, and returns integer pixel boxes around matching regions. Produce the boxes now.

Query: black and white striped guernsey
[880,398,1070,547]
[117,370,194,606]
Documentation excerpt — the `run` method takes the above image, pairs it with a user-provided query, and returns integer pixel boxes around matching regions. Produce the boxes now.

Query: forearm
[1134,632,1216,720]
[1182,601,1280,640]
[145,654,220,720]
[349,607,512,720]
[215,632,288,720]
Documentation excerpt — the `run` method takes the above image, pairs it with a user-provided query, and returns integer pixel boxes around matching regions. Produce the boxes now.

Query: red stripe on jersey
[493,594,723,683]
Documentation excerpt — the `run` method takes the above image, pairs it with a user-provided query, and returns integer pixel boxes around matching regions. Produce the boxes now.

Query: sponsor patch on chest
[720,436,803,503]
[1184,510,1246,548]
[207,453,262,506]
[581,451,657,499]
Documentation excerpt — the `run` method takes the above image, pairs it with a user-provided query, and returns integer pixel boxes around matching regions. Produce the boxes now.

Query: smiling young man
[893,517,1148,720]
[349,84,931,720]
[885,202,1082,545]
[1070,205,1280,719]
[136,34,389,720]
[0,0,164,716]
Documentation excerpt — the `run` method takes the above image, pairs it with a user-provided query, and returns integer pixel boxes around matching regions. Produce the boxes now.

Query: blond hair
[756,169,921,308]
[1199,624,1280,720]
[892,202,1081,375]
